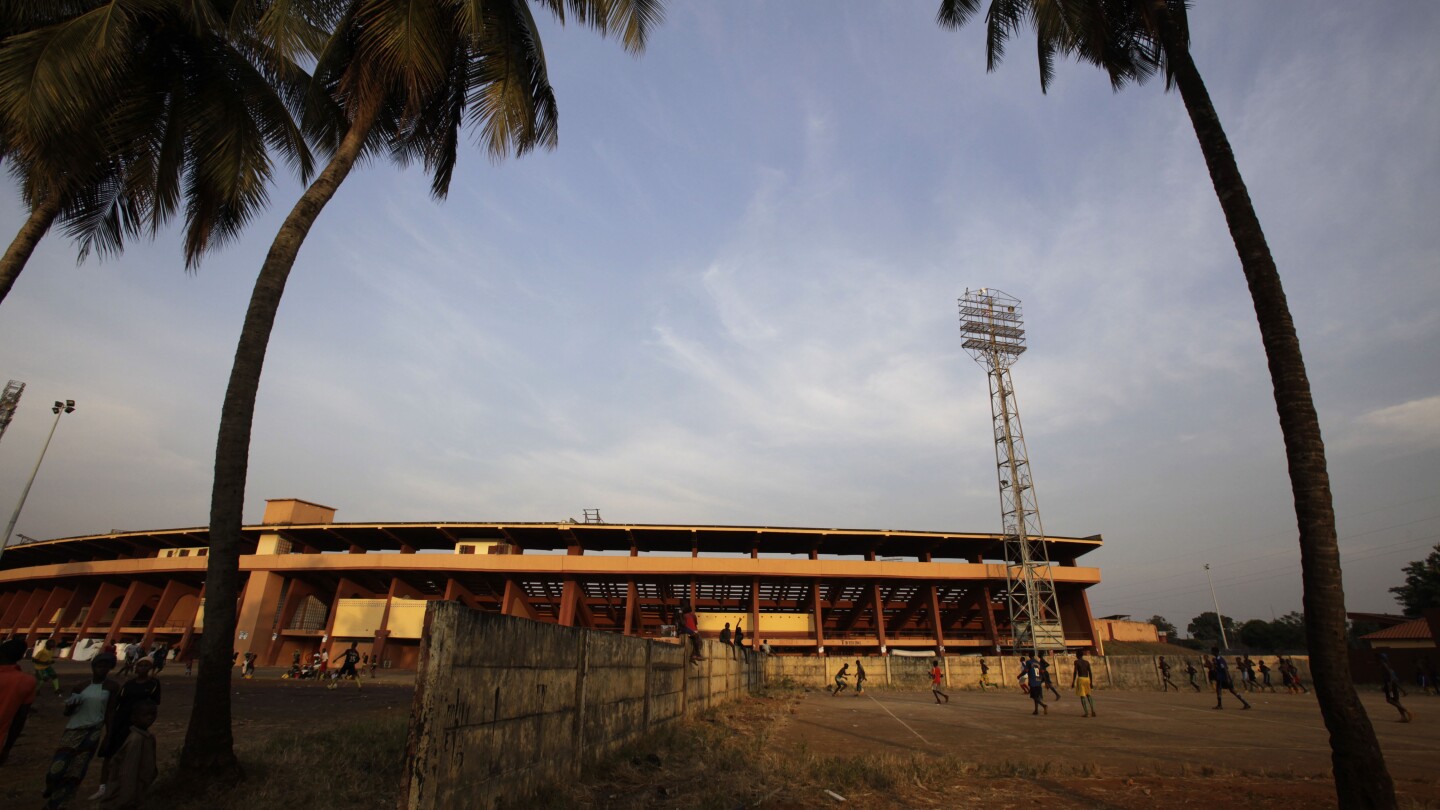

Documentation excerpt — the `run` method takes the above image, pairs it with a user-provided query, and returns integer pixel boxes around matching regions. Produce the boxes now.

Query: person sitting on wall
[678,604,702,665]
[719,623,733,658]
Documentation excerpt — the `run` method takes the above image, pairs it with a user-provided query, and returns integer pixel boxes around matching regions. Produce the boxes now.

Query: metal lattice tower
[0,380,24,445]
[959,290,1065,653]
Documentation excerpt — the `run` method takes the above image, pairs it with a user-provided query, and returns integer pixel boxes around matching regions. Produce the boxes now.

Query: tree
[181,0,663,778]
[935,2,1394,805]
[1390,543,1440,618]
[0,1,318,308]
[1147,614,1175,637]
[1186,611,1235,643]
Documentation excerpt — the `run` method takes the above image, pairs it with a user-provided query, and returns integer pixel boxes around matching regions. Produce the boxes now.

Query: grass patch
[148,718,408,809]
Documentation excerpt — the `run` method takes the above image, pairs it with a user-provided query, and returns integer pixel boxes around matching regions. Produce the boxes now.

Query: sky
[1,2,1437,633]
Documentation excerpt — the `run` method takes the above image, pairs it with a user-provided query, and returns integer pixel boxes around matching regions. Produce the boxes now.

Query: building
[1093,614,1162,645]
[0,498,1103,668]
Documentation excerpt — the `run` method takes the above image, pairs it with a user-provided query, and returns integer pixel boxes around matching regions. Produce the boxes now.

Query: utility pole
[0,399,75,564]
[1204,563,1229,650]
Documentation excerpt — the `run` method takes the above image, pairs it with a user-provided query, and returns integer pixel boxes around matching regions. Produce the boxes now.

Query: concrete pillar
[623,580,638,636]
[0,589,34,629]
[872,583,888,652]
[141,580,197,647]
[11,589,48,633]
[104,581,162,645]
[501,579,539,621]
[980,586,1001,649]
[74,582,127,649]
[811,580,826,653]
[26,586,74,646]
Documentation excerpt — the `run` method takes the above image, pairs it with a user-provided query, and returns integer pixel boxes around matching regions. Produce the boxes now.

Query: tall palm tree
[0,0,321,307]
[936,1,1394,806]
[181,0,663,776]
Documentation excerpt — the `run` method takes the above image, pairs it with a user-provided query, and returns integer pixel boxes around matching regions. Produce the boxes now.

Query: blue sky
[2,1,1437,631]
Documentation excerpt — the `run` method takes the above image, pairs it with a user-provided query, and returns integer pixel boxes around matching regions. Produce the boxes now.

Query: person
[1158,656,1178,692]
[853,659,867,696]
[369,649,379,678]
[1,638,38,766]
[1185,660,1201,692]
[930,660,949,704]
[679,604,702,664]
[832,663,850,697]
[1038,651,1061,700]
[760,639,773,655]
[33,639,62,696]
[116,644,138,677]
[94,657,161,799]
[734,621,746,658]
[1419,660,1438,696]
[718,623,733,658]
[1258,658,1275,692]
[96,700,157,810]
[241,651,257,679]
[1210,647,1251,710]
[1287,659,1309,695]
[1019,654,1047,715]
[978,657,991,691]
[149,643,166,674]
[335,642,362,688]
[1378,654,1412,723]
[43,651,119,809]
[1279,657,1294,692]
[1072,649,1097,718]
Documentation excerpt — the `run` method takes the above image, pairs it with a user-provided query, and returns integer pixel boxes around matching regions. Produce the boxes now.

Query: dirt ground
[7,661,1438,809]
[775,684,1440,807]
[1,663,414,808]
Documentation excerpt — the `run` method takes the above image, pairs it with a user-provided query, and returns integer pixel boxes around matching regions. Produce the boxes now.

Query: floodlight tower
[0,380,24,444]
[959,289,1065,655]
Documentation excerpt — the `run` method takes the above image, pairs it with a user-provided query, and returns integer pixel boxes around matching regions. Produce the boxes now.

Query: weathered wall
[401,604,766,810]
[766,652,1312,692]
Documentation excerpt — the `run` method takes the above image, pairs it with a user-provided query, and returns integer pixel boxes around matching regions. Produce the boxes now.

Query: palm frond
[467,0,557,159]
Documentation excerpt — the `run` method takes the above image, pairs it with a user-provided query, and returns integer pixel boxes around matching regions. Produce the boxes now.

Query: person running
[930,659,949,704]
[44,652,119,809]
[1287,659,1309,695]
[368,649,379,678]
[1279,657,1294,693]
[1210,647,1251,710]
[1239,656,1256,692]
[32,640,63,696]
[1038,651,1062,700]
[335,642,362,688]
[832,663,850,697]
[1019,654,1047,715]
[1185,660,1201,692]
[1072,650,1097,718]
[1378,654,1413,723]
[979,657,991,691]
[1,638,38,766]
[1158,656,1179,692]
[1258,658,1275,692]
[116,644,138,678]
[93,658,161,799]
[149,643,167,674]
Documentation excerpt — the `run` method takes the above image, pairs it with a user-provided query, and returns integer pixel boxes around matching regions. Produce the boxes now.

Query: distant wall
[1094,618,1161,643]
[401,604,766,810]
[767,652,1312,692]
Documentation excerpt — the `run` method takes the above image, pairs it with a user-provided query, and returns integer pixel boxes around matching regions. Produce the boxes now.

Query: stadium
[0,498,1103,668]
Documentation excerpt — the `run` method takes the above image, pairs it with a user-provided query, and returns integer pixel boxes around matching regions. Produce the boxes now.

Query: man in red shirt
[0,638,39,765]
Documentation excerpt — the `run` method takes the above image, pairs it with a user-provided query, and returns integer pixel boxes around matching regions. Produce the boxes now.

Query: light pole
[1204,563,1229,650]
[0,399,75,564]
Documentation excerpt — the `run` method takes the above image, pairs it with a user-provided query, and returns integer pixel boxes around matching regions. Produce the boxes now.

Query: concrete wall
[767,652,1313,692]
[402,603,766,810]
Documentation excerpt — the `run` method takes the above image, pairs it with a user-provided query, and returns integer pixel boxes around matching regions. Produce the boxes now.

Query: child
[1072,650,1097,718]
[97,700,158,810]
[32,639,62,696]
[831,663,850,696]
[930,659,949,704]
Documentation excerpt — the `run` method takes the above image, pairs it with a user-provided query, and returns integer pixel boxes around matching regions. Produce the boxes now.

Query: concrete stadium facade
[0,498,1103,668]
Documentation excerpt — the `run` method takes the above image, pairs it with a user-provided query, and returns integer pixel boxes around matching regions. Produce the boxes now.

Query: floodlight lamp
[65,400,75,413]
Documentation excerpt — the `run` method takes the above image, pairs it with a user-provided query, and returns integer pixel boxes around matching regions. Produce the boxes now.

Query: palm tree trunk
[1154,15,1396,810]
[179,105,381,778]
[0,189,63,306]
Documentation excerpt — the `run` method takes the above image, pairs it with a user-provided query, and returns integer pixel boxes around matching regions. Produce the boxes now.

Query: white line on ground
[865,694,932,746]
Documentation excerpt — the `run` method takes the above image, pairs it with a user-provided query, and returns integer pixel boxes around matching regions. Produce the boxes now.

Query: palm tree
[181,0,663,777]
[0,1,320,307]
[936,1,1394,806]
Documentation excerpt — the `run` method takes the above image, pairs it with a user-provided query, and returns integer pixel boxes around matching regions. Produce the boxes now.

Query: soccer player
[335,642,363,688]
[1379,654,1412,722]
[1158,656,1179,692]
[1019,654,1047,715]
[854,660,867,696]
[930,660,950,704]
[1072,650,1097,718]
[978,657,991,691]
[32,639,62,696]
[1038,651,1062,700]
[1185,659,1201,692]
[1210,647,1251,710]
[1258,658,1275,692]
[832,663,850,697]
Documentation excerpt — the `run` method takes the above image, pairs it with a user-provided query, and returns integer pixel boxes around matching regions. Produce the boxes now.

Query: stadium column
[234,570,288,660]
[501,579,540,621]
[51,583,95,649]
[176,585,204,660]
[1057,588,1098,653]
[750,576,761,651]
[559,539,586,627]
[872,583,888,652]
[928,586,945,651]
[73,582,127,649]
[811,580,826,653]
[441,578,480,608]
[103,581,161,646]
[25,585,73,646]
[140,580,194,648]
[373,577,422,666]
[0,588,33,630]
[261,579,319,665]
[9,588,46,635]
[980,585,1001,649]
[623,581,639,636]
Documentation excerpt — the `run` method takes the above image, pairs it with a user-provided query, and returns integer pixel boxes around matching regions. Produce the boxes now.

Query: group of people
[0,638,160,809]
[672,605,765,663]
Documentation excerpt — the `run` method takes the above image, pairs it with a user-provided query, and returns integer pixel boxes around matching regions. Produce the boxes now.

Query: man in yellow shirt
[32,640,62,696]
